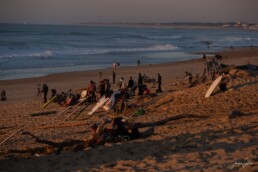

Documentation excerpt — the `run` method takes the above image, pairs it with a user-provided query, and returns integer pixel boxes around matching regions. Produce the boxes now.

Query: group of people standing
[119,72,162,96]
[39,59,162,104]
[86,79,112,104]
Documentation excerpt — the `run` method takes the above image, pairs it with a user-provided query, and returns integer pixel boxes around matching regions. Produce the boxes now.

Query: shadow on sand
[0,113,257,171]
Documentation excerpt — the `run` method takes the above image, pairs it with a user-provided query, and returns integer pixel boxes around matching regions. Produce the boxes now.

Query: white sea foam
[30,50,53,58]
[78,44,178,55]
[45,44,179,57]
[221,37,252,43]
[111,44,178,52]
[148,44,178,51]
[0,45,177,59]
[146,35,182,40]
[0,50,53,59]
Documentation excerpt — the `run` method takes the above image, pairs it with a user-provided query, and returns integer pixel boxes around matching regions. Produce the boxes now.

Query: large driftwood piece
[21,131,85,154]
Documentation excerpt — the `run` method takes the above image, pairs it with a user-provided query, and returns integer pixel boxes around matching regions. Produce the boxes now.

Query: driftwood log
[30,111,57,117]
[5,114,209,156]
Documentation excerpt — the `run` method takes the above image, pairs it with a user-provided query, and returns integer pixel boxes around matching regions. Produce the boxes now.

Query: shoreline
[0,47,257,104]
[1,46,256,83]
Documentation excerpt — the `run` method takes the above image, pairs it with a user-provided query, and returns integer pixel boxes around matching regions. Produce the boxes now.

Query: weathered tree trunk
[20,131,86,154]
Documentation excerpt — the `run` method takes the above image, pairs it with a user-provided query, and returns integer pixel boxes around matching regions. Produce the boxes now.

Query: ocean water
[0,23,257,80]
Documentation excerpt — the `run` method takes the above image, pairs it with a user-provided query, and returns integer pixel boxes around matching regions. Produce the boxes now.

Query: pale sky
[0,0,258,24]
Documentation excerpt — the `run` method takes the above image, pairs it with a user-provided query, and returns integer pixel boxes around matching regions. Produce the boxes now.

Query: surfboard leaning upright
[205,76,223,98]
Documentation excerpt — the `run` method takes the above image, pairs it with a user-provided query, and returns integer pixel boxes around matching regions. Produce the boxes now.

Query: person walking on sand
[41,83,48,103]
[104,79,111,96]
[138,73,143,95]
[137,59,140,66]
[119,77,125,89]
[127,76,135,96]
[112,61,117,72]
[157,73,162,93]
[36,83,41,96]
[87,80,96,104]
[112,71,116,84]
[1,90,6,101]
[98,80,105,97]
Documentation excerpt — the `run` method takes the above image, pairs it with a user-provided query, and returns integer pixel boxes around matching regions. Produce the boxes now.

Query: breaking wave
[0,44,178,59]
[220,36,252,43]
[0,50,53,59]
[71,44,178,55]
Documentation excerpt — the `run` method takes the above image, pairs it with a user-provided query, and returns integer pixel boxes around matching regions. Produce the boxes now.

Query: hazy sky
[1,0,258,24]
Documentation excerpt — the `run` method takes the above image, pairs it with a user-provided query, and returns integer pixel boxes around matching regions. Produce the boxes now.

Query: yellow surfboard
[42,96,57,108]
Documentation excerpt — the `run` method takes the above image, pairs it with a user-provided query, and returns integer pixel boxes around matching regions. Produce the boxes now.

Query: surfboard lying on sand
[88,96,110,115]
[103,99,111,111]
[205,76,223,98]
[42,96,57,108]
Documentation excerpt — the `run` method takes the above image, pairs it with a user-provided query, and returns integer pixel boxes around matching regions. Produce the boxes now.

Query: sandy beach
[0,47,257,171]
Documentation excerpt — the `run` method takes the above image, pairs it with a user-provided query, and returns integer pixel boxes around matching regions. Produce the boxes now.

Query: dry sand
[0,47,257,171]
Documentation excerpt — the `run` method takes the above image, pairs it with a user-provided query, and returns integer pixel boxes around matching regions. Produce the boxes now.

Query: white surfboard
[205,76,223,98]
[79,90,87,101]
[88,96,110,115]
[103,99,111,111]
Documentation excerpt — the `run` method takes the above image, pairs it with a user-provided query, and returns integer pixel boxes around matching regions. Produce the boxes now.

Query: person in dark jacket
[98,80,106,97]
[157,73,162,93]
[127,76,135,96]
[112,71,116,84]
[87,80,96,104]
[1,90,6,101]
[41,83,48,103]
[138,73,143,95]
